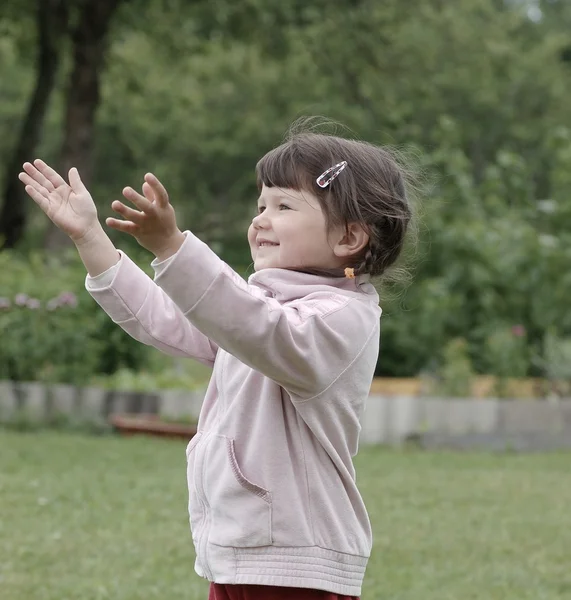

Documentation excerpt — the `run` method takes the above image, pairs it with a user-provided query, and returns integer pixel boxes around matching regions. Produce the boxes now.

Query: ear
[332,222,369,258]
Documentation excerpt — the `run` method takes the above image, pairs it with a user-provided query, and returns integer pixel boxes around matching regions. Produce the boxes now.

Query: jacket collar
[247,268,378,303]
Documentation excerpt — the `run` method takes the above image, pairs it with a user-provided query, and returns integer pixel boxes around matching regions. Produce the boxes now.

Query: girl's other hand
[107,173,185,260]
[19,160,99,243]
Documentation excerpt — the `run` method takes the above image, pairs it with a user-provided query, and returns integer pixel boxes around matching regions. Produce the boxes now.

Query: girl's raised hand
[107,173,185,259]
[19,160,99,242]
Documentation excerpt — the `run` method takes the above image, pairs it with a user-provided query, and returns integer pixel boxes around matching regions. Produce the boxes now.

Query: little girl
[19,127,412,600]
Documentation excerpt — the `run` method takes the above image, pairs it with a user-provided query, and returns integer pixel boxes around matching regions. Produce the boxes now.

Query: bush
[482,325,530,397]
[534,329,571,398]
[91,363,212,392]
[435,338,475,398]
[0,249,155,384]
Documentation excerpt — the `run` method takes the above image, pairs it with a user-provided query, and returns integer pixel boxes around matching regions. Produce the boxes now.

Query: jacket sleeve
[154,231,380,397]
[86,251,218,367]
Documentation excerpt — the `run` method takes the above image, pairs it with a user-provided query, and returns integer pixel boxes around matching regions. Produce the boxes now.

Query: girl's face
[248,185,344,272]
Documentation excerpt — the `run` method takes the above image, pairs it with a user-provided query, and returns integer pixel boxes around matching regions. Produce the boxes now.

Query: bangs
[255,142,317,193]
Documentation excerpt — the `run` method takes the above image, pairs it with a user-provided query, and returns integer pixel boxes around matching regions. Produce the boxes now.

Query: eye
[257,206,265,214]
[279,204,291,210]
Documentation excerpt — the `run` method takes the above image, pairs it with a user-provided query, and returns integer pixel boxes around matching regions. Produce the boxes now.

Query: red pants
[209,583,359,600]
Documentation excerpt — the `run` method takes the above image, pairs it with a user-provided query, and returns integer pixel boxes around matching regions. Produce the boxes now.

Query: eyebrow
[257,194,301,204]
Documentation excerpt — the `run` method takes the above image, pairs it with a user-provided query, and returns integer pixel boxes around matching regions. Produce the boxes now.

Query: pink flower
[57,292,78,308]
[14,293,29,306]
[26,298,41,310]
[511,325,526,337]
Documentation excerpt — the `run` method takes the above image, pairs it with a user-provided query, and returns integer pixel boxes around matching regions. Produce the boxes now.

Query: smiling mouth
[258,242,279,247]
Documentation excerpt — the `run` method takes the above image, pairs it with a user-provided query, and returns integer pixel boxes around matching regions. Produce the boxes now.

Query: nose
[252,211,269,230]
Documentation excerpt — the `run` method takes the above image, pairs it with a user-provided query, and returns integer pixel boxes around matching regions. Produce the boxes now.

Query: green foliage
[534,329,571,397]
[92,363,212,392]
[435,338,475,398]
[483,325,530,397]
[0,250,156,383]
[542,330,571,383]
[2,0,571,381]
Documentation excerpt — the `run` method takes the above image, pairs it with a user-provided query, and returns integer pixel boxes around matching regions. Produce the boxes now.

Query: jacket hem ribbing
[201,544,368,596]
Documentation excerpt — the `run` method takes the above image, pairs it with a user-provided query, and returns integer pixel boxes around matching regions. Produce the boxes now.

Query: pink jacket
[86,231,381,596]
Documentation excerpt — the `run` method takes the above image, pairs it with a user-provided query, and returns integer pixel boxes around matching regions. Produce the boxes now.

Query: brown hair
[255,124,414,281]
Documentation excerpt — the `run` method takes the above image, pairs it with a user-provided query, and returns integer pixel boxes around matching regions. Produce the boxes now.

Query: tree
[0,0,68,249]
[60,0,124,187]
[0,0,123,250]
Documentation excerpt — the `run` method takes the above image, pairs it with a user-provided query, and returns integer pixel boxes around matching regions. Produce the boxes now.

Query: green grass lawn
[2,431,571,600]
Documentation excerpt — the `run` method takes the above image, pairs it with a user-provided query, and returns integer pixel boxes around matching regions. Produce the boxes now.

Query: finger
[142,181,156,204]
[122,186,153,212]
[22,162,55,192]
[144,173,169,207]
[111,200,145,224]
[68,167,88,195]
[23,184,50,212]
[33,159,67,188]
[19,171,51,198]
[105,217,140,235]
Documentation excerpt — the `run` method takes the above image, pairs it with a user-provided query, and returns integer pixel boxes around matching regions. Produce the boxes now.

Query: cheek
[247,224,256,245]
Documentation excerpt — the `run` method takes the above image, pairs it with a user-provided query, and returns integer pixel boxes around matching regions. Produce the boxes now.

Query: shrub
[0,249,154,384]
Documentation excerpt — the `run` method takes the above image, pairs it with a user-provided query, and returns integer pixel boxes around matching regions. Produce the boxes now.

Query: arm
[155,231,381,398]
[74,223,122,276]
[18,160,217,365]
[86,252,218,366]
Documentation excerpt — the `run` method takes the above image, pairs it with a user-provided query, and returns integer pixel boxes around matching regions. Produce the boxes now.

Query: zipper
[215,351,227,412]
[189,439,207,575]
[196,352,227,580]
[194,432,213,580]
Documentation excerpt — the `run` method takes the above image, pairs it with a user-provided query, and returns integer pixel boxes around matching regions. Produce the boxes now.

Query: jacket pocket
[206,434,272,547]
[186,432,204,550]
[186,432,202,460]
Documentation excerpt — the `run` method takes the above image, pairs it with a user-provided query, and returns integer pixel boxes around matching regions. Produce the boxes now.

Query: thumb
[68,167,88,194]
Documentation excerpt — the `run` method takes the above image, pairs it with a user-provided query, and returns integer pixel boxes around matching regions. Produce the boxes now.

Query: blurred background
[3,3,571,599]
[1,0,571,394]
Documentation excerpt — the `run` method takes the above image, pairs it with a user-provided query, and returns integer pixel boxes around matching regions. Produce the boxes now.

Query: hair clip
[316,161,347,188]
